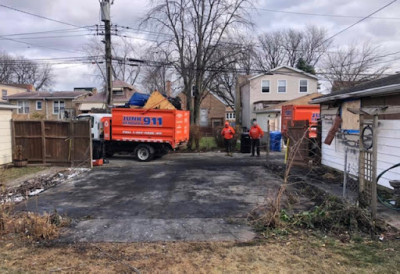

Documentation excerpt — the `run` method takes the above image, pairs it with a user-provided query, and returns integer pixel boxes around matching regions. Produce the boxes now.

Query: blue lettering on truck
[122,116,163,126]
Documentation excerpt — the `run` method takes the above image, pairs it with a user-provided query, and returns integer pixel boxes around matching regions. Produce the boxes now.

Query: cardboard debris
[143,91,176,110]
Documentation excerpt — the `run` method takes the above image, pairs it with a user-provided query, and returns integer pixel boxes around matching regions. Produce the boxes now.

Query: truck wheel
[134,144,154,161]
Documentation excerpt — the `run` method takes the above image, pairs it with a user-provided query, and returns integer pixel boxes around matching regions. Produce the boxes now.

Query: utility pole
[100,0,113,109]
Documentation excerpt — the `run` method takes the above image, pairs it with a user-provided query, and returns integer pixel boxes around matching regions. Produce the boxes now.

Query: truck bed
[104,108,190,149]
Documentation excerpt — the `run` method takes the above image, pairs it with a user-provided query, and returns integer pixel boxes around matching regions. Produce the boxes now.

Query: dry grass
[0,233,399,273]
[0,166,45,184]
[0,207,65,242]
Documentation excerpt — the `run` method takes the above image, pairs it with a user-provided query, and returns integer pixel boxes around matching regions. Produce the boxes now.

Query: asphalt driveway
[22,152,281,242]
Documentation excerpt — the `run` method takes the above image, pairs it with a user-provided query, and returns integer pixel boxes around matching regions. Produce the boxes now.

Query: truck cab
[77,113,112,140]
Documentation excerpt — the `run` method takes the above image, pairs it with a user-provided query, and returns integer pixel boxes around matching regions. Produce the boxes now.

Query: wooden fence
[12,120,92,167]
[287,120,310,166]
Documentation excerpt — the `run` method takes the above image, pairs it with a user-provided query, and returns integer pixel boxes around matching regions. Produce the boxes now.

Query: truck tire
[134,144,154,162]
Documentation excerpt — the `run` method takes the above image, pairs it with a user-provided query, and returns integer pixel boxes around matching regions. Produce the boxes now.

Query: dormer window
[113,89,123,95]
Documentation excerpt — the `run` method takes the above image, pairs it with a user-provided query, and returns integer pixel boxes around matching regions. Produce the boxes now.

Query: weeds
[0,201,68,242]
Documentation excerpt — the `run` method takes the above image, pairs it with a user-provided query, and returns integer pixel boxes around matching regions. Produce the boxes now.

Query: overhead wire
[320,0,398,45]
[253,7,400,20]
[0,3,81,28]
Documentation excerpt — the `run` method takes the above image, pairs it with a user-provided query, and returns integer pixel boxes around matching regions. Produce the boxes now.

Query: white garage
[0,103,19,165]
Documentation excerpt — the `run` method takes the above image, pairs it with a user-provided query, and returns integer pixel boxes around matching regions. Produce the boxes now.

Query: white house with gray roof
[238,66,319,129]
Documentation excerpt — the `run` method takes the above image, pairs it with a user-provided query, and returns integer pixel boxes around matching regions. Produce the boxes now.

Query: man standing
[249,119,264,157]
[221,121,235,156]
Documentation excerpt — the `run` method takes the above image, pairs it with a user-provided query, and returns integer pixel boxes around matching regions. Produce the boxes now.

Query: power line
[0,26,96,37]
[0,35,84,54]
[254,7,400,20]
[320,0,398,44]
[0,4,81,28]
[0,34,94,40]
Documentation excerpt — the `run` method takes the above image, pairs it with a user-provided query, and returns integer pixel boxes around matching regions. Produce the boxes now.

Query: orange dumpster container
[281,105,320,138]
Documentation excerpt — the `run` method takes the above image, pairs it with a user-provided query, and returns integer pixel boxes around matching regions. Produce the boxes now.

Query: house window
[53,100,65,114]
[36,101,42,110]
[299,80,308,93]
[1,89,7,100]
[278,80,287,93]
[261,80,270,93]
[113,89,123,95]
[17,101,29,114]
[226,112,236,120]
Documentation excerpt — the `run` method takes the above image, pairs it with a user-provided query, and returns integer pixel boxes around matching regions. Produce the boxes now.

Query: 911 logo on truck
[122,116,163,126]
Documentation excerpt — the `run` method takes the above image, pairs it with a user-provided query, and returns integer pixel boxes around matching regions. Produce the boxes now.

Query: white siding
[376,120,400,188]
[321,106,400,189]
[0,109,13,165]
[256,112,281,132]
[249,68,318,104]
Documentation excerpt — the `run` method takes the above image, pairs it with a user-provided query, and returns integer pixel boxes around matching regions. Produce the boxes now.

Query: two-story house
[238,66,318,129]
[76,79,137,112]
[7,90,91,120]
[0,83,35,102]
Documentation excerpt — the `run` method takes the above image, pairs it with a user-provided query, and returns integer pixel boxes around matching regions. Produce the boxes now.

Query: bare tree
[12,60,53,90]
[255,26,331,70]
[322,42,389,90]
[257,31,286,70]
[142,0,252,125]
[0,53,53,90]
[84,37,141,87]
[283,28,303,67]
[139,49,173,94]
[0,52,15,83]
[301,26,331,67]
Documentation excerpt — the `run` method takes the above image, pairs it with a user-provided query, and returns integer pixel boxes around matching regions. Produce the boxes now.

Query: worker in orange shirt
[221,121,235,156]
[249,119,264,157]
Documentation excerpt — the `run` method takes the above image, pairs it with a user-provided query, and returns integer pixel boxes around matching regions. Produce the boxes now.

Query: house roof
[254,93,322,113]
[113,79,135,90]
[79,90,136,104]
[0,83,35,91]
[311,73,400,104]
[0,102,20,110]
[249,66,319,81]
[7,90,90,100]
[177,90,228,106]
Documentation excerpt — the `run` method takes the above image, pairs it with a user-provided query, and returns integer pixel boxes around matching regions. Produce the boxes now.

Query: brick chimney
[166,80,172,98]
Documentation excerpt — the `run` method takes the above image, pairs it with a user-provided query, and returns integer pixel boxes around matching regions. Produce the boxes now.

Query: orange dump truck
[101,108,190,161]
[281,105,320,138]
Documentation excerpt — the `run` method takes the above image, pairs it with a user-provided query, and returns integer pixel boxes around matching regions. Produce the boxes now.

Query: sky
[0,0,399,92]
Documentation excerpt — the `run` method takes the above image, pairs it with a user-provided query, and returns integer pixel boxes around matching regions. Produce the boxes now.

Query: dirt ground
[1,233,399,273]
[2,152,400,272]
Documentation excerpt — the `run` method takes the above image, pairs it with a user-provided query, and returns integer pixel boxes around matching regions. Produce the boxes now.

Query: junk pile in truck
[77,90,190,162]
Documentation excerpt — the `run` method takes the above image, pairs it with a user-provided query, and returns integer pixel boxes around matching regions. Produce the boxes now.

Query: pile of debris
[0,168,89,204]
[127,90,180,110]
[248,160,396,239]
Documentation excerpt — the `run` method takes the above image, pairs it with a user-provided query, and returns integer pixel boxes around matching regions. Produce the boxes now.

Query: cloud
[0,0,399,90]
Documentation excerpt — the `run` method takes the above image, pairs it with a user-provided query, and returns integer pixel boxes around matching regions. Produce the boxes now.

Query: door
[200,109,208,127]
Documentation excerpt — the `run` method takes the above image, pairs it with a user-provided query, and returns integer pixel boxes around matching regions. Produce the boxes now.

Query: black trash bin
[240,132,251,153]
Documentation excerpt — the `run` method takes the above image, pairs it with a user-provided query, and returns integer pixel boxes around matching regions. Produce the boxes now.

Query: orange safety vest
[249,125,264,139]
[221,126,235,140]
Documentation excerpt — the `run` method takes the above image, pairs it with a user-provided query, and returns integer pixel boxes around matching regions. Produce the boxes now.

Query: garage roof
[0,102,19,110]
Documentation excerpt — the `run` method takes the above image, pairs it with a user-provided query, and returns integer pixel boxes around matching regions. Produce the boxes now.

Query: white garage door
[0,109,13,165]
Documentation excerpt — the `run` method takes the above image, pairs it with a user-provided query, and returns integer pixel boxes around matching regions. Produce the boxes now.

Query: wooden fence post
[358,114,365,194]
[266,119,270,157]
[70,120,75,167]
[41,120,46,164]
[371,114,378,219]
